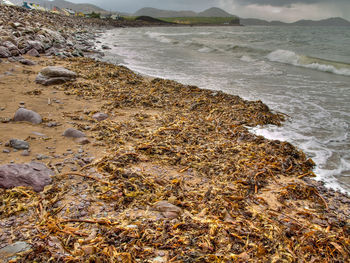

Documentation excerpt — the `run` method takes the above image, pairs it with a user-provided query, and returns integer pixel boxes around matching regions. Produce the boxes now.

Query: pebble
[21,150,30,156]
[3,149,10,153]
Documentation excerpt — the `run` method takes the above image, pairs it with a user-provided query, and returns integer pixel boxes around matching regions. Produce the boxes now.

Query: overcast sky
[68,0,350,22]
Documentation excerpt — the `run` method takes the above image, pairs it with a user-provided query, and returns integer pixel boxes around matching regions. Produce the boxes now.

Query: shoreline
[1,5,350,262]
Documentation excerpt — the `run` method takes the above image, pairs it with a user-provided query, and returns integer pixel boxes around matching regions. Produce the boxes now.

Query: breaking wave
[267,49,350,76]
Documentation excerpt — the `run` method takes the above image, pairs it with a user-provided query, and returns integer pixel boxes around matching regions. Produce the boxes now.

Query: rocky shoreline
[1,5,350,262]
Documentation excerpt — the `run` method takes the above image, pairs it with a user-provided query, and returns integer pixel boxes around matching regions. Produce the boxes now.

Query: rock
[92,112,108,121]
[21,150,30,156]
[27,48,40,57]
[152,201,182,219]
[26,40,44,53]
[0,162,53,192]
[102,45,111,50]
[2,41,20,56]
[3,149,10,153]
[0,241,31,261]
[9,139,29,150]
[13,108,42,124]
[75,137,90,145]
[0,46,11,58]
[35,66,77,86]
[18,58,36,65]
[63,128,86,138]
[46,122,58,127]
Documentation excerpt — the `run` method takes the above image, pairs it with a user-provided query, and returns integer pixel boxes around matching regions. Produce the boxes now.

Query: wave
[145,32,172,44]
[266,49,350,76]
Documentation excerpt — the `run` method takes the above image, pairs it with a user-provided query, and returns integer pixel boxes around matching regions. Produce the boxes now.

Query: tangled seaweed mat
[1,57,349,262]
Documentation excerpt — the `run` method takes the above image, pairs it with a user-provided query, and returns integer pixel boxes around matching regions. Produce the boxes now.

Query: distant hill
[241,17,350,26]
[134,8,196,17]
[134,7,236,18]
[197,7,234,17]
[12,0,111,14]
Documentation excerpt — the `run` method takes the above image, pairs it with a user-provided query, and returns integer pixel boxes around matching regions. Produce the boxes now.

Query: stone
[27,48,40,57]
[2,41,20,56]
[92,112,108,121]
[0,242,31,261]
[13,108,42,124]
[0,46,11,58]
[35,66,77,86]
[102,45,111,50]
[0,162,53,192]
[3,149,10,153]
[26,40,44,53]
[9,139,29,150]
[63,128,86,138]
[21,150,30,156]
[18,58,36,65]
[75,137,90,145]
[151,201,182,219]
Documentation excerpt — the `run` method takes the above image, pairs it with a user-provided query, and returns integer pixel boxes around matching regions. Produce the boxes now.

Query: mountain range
[241,17,350,26]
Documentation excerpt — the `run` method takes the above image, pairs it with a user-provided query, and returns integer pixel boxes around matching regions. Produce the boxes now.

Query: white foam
[240,55,255,62]
[198,47,213,53]
[145,32,172,44]
[266,49,350,76]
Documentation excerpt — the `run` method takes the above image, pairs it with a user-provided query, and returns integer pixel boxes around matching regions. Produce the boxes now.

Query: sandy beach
[1,5,350,262]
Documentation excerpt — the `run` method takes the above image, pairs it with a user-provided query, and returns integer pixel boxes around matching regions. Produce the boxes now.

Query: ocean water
[97,26,350,192]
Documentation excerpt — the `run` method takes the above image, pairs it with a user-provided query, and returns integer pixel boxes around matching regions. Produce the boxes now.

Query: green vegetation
[159,17,240,25]
[87,12,101,19]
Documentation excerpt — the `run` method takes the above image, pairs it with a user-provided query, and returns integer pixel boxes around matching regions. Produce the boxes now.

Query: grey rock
[13,108,42,124]
[0,241,31,261]
[27,48,40,57]
[40,66,77,78]
[2,41,20,56]
[0,46,11,58]
[36,154,50,160]
[63,128,86,138]
[92,112,108,121]
[3,149,10,153]
[0,162,53,192]
[46,122,58,127]
[9,139,29,150]
[35,66,77,86]
[18,58,36,66]
[26,40,44,53]
[102,45,111,50]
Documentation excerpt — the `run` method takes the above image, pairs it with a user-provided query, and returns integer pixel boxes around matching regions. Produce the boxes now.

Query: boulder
[26,40,44,53]
[0,162,53,192]
[0,46,11,58]
[2,41,20,56]
[9,139,29,150]
[13,108,42,124]
[63,128,86,138]
[92,112,108,121]
[35,66,77,86]
[27,48,40,57]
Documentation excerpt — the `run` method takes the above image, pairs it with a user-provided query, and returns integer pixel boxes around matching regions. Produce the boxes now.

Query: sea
[97,25,350,193]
